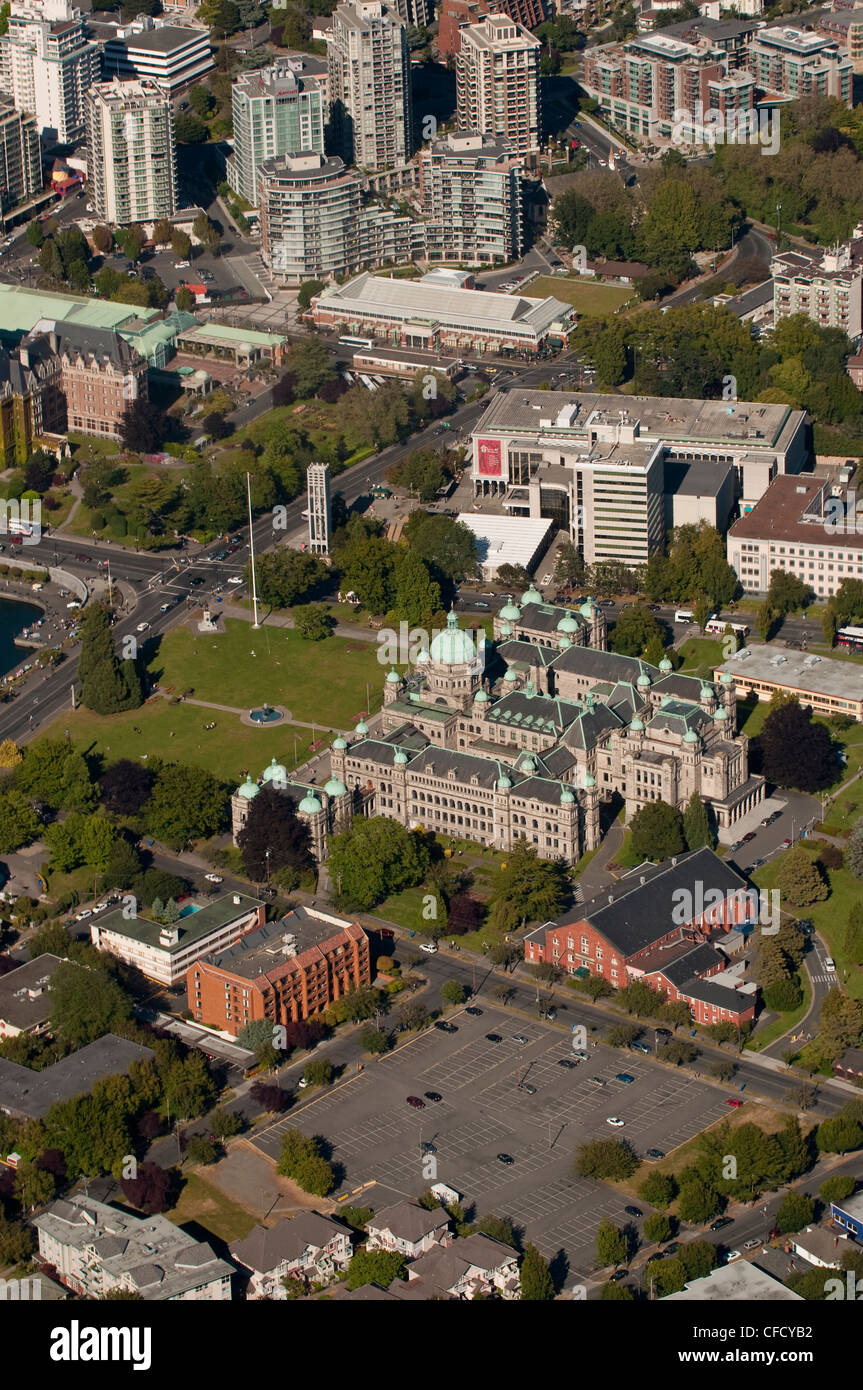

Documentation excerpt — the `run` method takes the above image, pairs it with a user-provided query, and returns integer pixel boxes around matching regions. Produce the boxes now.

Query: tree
[596,1218,628,1266]
[487,842,569,932]
[768,569,813,615]
[303,1059,334,1087]
[146,764,227,849]
[475,1213,516,1246]
[816,1116,863,1155]
[390,550,441,627]
[256,549,326,609]
[441,979,467,1007]
[683,791,712,851]
[175,112,208,144]
[78,603,143,714]
[0,789,40,852]
[121,1161,173,1214]
[775,1190,815,1233]
[283,338,335,398]
[26,220,44,248]
[600,1280,634,1300]
[520,1243,555,1300]
[327,817,430,911]
[846,819,863,880]
[677,1178,722,1224]
[14,1159,55,1210]
[236,783,312,882]
[574,1138,639,1181]
[276,1128,335,1195]
[757,701,838,792]
[819,1175,856,1204]
[249,1081,290,1112]
[609,604,664,657]
[629,801,686,862]
[120,397,166,454]
[643,1212,672,1244]
[776,848,829,907]
[639,1172,677,1208]
[209,1107,242,1140]
[346,1248,406,1290]
[404,512,478,587]
[49,961,132,1047]
[171,228,192,260]
[100,759,154,817]
[185,1135,218,1166]
[294,603,334,640]
[175,287,195,313]
[0,738,21,768]
[297,278,325,309]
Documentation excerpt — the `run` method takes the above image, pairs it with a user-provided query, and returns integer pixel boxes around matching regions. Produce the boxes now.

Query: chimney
[19,345,29,369]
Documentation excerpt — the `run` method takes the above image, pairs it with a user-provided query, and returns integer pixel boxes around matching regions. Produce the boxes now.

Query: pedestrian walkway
[220,600,379,643]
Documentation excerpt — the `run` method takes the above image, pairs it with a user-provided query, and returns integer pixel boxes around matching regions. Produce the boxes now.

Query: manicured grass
[40,696,325,783]
[737,696,769,739]
[747,971,812,1052]
[164,1171,258,1244]
[529,276,633,315]
[677,637,726,678]
[752,846,863,1000]
[608,830,644,872]
[152,618,395,729]
[371,885,444,935]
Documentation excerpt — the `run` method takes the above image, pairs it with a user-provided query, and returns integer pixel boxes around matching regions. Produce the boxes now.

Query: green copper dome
[580,597,595,618]
[503,668,518,683]
[520,754,536,772]
[637,672,651,687]
[430,609,476,665]
[354,719,369,736]
[720,671,734,684]
[700,684,715,699]
[237,776,259,799]
[557,612,579,633]
[386,669,401,684]
[521,583,542,606]
[630,717,645,732]
[394,748,408,764]
[659,657,673,672]
[583,772,596,788]
[684,728,699,743]
[332,735,347,751]
[499,597,521,621]
[415,648,430,664]
[262,757,287,784]
[324,775,347,797]
[299,792,322,814]
[660,693,672,707]
[499,622,512,638]
[497,772,512,789]
[560,783,575,804]
[713,706,728,721]
[474,687,489,702]
[559,635,571,649]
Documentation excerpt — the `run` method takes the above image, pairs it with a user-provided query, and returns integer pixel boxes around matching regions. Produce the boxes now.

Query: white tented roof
[456,513,554,574]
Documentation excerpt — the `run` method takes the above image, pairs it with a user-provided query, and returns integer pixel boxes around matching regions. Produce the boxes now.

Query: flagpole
[247,471,259,630]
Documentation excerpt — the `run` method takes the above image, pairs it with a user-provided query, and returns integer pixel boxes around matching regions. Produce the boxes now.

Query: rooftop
[231,1212,348,1274]
[314,272,571,337]
[0,284,156,341]
[716,645,863,705]
[200,905,365,983]
[0,1034,154,1119]
[665,1262,803,1301]
[177,321,288,349]
[103,23,212,53]
[455,513,554,571]
[93,892,263,954]
[727,474,863,549]
[0,954,63,1033]
[368,1201,451,1243]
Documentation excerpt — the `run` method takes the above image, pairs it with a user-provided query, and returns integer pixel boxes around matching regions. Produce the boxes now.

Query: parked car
[645,1149,665,1161]
[710,1217,733,1232]
[587,1076,606,1087]
[615,1072,635,1084]
[74,908,92,921]
[558,1058,578,1069]
[227,576,244,585]
[522,1083,537,1095]
[606,1116,625,1127]
[406,1096,425,1109]
[545,1008,557,1021]
[434,1021,458,1034]
[497,1152,514,1165]
[424,1091,442,1102]
[204,873,223,884]
[419,942,437,953]
[174,260,190,269]
[743,1238,761,1250]
[624,1206,642,1218]
[742,831,756,843]
[512,1034,528,1045]
[297,1077,308,1089]
[465,1006,483,1017]
[825,956,836,971]
[726,1097,743,1108]
[630,1042,650,1055]
[725,1250,742,1263]
[485,1033,502,1043]
[573,1049,589,1061]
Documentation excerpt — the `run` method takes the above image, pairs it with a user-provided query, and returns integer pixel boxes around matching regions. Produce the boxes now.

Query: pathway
[219,600,379,643]
[575,819,624,899]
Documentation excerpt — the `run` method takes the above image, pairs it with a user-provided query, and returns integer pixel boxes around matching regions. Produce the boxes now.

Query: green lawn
[747,970,812,1052]
[752,845,863,1000]
[151,619,395,729]
[41,697,326,784]
[529,276,633,315]
[677,637,726,679]
[163,1172,258,1245]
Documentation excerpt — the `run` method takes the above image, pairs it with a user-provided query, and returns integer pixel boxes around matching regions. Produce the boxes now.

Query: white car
[174,260,190,269]
[204,873,223,884]
[825,956,836,971]
[298,1077,309,1089]
[725,1250,742,1263]
[74,908,92,921]
[66,600,81,609]
[227,576,243,585]
[419,942,438,953]
[136,621,150,632]
[606,1116,625,1127]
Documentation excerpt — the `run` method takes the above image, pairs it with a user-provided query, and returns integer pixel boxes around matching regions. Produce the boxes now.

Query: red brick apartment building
[524,848,758,1027]
[187,906,370,1034]
[21,320,148,440]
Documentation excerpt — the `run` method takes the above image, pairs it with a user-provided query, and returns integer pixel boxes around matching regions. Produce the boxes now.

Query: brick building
[438,0,548,57]
[19,319,148,440]
[524,848,759,1026]
[187,906,371,1034]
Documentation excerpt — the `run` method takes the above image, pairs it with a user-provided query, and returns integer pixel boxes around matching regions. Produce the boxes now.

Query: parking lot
[250,1009,733,1282]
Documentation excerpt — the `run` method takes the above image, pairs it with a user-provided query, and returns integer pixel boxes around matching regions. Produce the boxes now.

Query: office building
[90,891,266,986]
[0,1034,154,1119]
[187,907,371,1034]
[307,461,331,555]
[99,17,214,96]
[417,131,526,265]
[714,644,863,722]
[85,79,177,226]
[0,0,99,143]
[34,1195,233,1300]
[327,1,413,172]
[0,955,63,1037]
[470,389,810,543]
[746,24,852,105]
[772,240,863,339]
[227,62,325,207]
[727,474,863,599]
[456,14,541,156]
[310,271,572,354]
[0,101,40,212]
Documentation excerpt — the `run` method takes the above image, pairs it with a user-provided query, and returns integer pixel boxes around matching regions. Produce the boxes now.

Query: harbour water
[0,596,43,677]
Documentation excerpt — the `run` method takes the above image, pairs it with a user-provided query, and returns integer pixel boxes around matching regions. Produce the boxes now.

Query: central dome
[430,609,476,665]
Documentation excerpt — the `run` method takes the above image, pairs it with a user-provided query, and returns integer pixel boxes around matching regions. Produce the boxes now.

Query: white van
[675,609,694,623]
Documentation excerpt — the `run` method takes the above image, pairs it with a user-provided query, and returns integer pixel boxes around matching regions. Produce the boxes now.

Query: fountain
[248,703,284,725]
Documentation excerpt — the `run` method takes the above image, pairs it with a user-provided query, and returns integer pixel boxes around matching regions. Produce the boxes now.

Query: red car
[406,1095,425,1109]
[726,1098,744,1108]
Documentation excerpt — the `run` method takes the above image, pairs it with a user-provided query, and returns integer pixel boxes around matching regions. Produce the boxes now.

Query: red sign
[477,438,503,477]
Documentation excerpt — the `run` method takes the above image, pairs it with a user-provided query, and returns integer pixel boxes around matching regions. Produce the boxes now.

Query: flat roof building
[327,1,414,172]
[226,62,325,207]
[99,18,214,95]
[727,473,863,599]
[311,272,572,354]
[0,1033,154,1119]
[417,132,527,267]
[456,14,541,156]
[85,78,177,226]
[455,511,554,577]
[747,24,852,105]
[714,643,863,721]
[665,1262,803,1300]
[0,954,63,1037]
[773,240,863,339]
[90,892,266,986]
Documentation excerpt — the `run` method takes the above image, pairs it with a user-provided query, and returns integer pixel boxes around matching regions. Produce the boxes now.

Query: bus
[705,618,750,638]
[836,625,863,652]
[4,517,34,538]
[338,335,375,350]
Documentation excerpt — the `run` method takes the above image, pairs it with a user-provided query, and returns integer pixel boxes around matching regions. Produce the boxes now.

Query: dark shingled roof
[679,976,749,1011]
[550,646,656,685]
[515,601,588,635]
[231,1212,347,1274]
[555,848,748,956]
